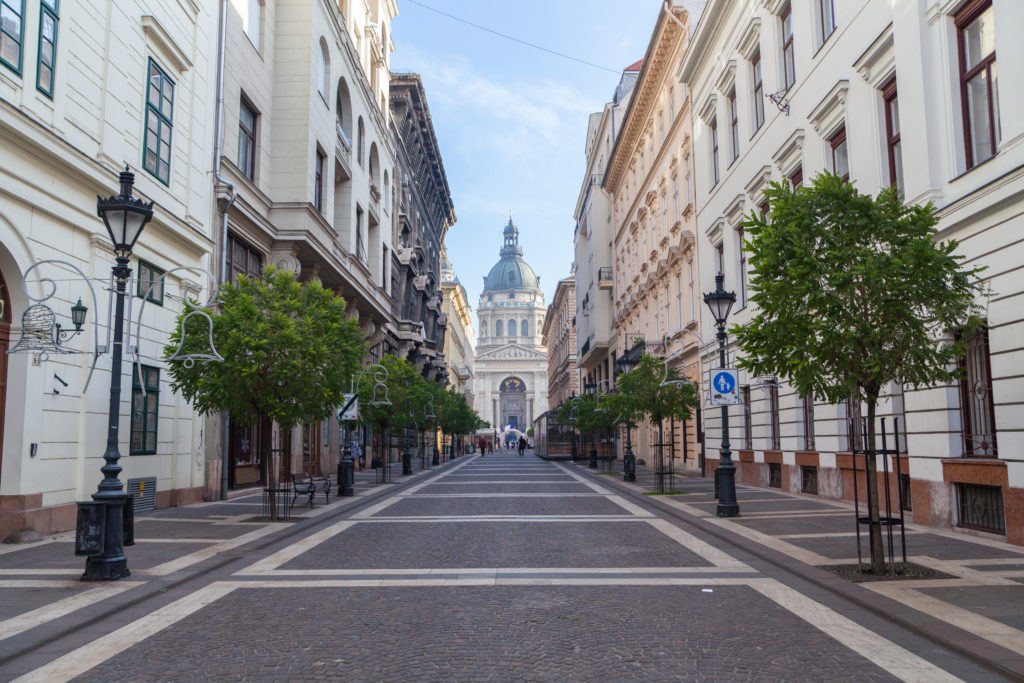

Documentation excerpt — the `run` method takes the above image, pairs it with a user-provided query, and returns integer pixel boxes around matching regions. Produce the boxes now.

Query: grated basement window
[900,474,912,511]
[801,465,818,495]
[768,462,782,489]
[957,483,1005,535]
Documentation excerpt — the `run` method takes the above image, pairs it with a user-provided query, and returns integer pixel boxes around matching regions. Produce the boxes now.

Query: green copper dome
[482,215,540,294]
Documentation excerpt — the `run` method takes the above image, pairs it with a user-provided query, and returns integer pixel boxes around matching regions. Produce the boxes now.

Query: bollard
[338,442,355,497]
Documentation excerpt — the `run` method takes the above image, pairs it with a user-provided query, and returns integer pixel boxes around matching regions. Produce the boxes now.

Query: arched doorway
[0,269,11,486]
[499,376,526,430]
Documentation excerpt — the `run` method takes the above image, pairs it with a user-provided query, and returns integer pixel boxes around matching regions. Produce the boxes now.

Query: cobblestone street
[0,452,1022,681]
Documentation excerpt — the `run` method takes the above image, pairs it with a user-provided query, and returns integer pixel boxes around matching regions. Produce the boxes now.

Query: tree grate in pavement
[819,562,958,582]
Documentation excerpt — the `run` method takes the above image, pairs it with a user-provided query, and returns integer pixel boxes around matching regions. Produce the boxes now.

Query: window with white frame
[816,0,836,47]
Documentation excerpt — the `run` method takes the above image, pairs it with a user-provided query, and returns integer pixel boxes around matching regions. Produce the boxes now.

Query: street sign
[337,393,359,422]
[710,368,740,406]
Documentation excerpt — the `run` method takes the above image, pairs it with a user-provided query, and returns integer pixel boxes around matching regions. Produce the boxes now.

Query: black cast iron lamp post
[86,167,153,580]
[584,378,598,469]
[616,353,638,482]
[704,272,739,518]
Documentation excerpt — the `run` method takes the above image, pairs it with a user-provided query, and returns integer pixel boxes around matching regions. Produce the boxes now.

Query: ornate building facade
[440,250,475,403]
[542,276,578,408]
[604,2,704,469]
[473,218,548,431]
[389,73,455,382]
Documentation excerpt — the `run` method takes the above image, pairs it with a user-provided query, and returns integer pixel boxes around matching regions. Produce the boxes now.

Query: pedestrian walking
[517,436,527,456]
[478,436,487,457]
[488,440,493,454]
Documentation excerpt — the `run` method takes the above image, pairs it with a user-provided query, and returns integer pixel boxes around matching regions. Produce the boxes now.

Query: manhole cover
[819,562,958,583]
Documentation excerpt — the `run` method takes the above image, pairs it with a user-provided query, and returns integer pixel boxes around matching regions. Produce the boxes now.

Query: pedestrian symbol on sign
[710,368,739,406]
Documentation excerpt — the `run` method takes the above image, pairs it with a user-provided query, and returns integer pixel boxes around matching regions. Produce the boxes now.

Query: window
[143,58,174,184]
[226,233,262,283]
[768,462,782,488]
[136,261,164,305]
[751,50,764,131]
[789,165,803,188]
[242,0,260,49]
[845,397,863,452]
[801,393,815,451]
[710,117,720,185]
[669,85,675,120]
[882,78,903,194]
[509,319,518,336]
[684,155,692,206]
[737,227,747,307]
[131,364,160,455]
[781,3,795,92]
[672,176,679,220]
[687,259,695,322]
[314,149,325,212]
[317,38,329,97]
[767,385,781,450]
[661,195,668,238]
[956,0,999,169]
[0,0,23,74]
[830,126,849,181]
[957,483,1004,534]
[960,327,997,457]
[355,206,364,262]
[728,91,739,162]
[741,386,752,449]
[675,272,682,327]
[496,319,503,337]
[36,0,58,97]
[801,466,818,494]
[521,319,529,337]
[817,0,835,45]
[357,117,365,167]
[238,98,257,180]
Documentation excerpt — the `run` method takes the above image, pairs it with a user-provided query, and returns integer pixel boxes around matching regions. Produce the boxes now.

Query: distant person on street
[517,436,527,456]
[488,440,493,454]
[478,436,487,457]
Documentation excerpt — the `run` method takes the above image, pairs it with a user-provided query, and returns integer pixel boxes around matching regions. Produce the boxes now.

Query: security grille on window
[143,58,174,184]
[846,397,863,452]
[136,261,164,305]
[956,0,999,169]
[741,386,752,449]
[768,385,780,451]
[960,327,997,457]
[956,483,1004,534]
[802,393,815,451]
[131,365,159,455]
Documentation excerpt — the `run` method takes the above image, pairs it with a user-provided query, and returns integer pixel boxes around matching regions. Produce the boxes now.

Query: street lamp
[704,272,739,518]
[569,391,579,462]
[584,378,598,469]
[84,167,153,581]
[615,351,639,482]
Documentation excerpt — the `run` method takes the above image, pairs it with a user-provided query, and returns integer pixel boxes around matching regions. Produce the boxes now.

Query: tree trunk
[865,399,886,574]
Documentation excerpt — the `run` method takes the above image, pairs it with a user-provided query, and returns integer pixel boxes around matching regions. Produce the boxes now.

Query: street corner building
[473,216,548,434]
[0,0,219,538]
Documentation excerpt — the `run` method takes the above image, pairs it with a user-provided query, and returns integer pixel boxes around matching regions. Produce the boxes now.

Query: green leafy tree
[735,172,985,573]
[165,266,366,489]
[358,354,425,464]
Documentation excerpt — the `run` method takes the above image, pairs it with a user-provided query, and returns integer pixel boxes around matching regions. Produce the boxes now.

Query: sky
[390,0,686,337]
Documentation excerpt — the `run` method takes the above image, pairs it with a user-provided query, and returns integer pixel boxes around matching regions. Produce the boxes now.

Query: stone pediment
[477,343,546,362]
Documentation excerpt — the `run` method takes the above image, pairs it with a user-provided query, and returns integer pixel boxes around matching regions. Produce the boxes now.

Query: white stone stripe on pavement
[139,523,289,576]
[235,520,357,575]
[0,581,142,644]
[644,518,750,569]
[238,566,755,576]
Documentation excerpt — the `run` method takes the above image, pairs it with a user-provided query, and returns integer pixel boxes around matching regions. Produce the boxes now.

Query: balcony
[598,266,613,290]
[335,122,352,180]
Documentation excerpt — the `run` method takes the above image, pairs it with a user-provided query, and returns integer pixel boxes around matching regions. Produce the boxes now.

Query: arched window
[317,38,329,97]
[357,117,365,166]
[495,320,503,337]
[369,142,380,190]
[336,77,352,146]
[508,319,516,336]
[383,170,389,211]
[480,321,486,338]
[521,319,529,337]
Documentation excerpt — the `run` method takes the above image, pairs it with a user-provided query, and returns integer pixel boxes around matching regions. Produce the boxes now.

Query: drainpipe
[214,0,237,501]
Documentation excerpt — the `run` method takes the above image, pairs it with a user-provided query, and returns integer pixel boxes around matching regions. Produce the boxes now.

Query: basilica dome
[482,215,540,294]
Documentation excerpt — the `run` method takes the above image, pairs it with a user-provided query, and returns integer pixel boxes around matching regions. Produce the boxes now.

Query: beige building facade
[542,277,578,408]
[604,2,704,470]
[440,251,475,403]
[0,1,218,536]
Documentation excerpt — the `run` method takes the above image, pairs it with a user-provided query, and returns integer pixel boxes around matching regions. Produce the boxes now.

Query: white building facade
[0,1,218,537]
[681,0,1024,543]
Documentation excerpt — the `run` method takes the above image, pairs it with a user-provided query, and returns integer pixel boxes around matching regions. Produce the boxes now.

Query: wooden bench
[290,472,330,509]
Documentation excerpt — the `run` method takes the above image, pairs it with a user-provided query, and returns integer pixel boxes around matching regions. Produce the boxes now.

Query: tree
[735,172,985,573]
[165,266,366,489]
[437,386,481,454]
[358,354,426,465]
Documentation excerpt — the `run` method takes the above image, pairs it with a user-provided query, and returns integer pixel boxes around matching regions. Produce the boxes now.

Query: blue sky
[390,0,673,333]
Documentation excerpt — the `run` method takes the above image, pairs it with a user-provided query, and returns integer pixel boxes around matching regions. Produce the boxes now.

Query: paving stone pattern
[76,586,897,683]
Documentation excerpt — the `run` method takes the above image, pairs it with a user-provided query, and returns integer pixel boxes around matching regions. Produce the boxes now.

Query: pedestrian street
[0,451,1000,681]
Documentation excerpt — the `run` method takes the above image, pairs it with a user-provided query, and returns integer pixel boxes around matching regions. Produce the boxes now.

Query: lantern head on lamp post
[81,167,153,581]
[703,272,740,518]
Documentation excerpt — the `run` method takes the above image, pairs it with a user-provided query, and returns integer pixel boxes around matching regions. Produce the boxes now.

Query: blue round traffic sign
[713,371,736,394]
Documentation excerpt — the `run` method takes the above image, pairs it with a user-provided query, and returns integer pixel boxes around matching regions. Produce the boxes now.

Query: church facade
[474,217,548,431]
